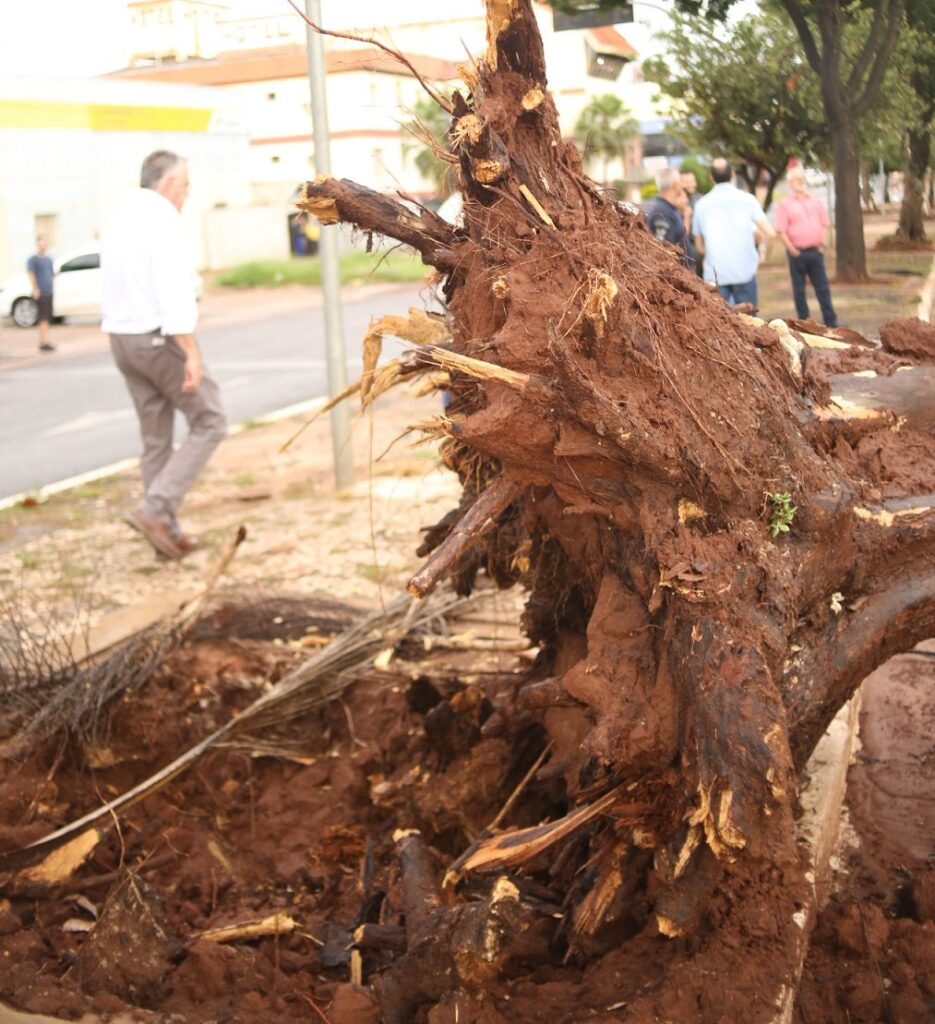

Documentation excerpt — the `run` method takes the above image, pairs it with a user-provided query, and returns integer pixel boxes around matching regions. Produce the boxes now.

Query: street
[0,284,424,500]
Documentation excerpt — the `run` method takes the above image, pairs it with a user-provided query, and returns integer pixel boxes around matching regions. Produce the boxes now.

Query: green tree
[554,0,908,281]
[573,93,639,184]
[402,95,456,198]
[643,9,825,211]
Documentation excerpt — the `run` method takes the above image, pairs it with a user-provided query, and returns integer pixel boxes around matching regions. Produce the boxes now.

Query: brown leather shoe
[124,509,183,560]
[174,533,201,555]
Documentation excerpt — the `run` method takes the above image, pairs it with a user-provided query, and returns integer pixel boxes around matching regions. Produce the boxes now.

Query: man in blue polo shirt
[692,158,775,307]
[26,235,55,353]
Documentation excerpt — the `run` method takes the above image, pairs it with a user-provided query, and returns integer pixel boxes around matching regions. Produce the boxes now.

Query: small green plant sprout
[767,491,797,537]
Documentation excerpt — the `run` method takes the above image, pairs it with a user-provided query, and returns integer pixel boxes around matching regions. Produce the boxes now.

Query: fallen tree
[291,2,935,1019]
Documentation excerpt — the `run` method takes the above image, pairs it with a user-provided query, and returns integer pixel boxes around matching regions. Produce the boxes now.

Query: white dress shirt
[101,188,198,336]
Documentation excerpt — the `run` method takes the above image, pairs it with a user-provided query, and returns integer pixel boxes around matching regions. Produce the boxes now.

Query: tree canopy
[643,9,824,210]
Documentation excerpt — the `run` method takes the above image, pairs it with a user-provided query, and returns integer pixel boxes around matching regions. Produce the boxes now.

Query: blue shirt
[692,183,764,286]
[27,253,54,295]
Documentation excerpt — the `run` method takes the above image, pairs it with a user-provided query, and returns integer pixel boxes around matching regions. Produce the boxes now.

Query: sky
[0,1,749,80]
[0,1,757,80]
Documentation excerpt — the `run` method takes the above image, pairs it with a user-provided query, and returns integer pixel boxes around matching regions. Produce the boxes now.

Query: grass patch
[216,250,428,289]
[233,473,257,487]
[74,484,106,500]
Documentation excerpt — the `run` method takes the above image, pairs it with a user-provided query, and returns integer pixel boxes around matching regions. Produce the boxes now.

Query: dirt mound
[880,317,935,359]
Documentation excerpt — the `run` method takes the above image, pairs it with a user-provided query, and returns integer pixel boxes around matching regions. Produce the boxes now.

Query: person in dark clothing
[26,235,55,353]
[643,167,695,269]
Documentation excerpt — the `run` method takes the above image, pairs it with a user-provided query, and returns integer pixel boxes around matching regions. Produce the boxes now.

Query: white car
[1,247,202,327]
[1,247,102,327]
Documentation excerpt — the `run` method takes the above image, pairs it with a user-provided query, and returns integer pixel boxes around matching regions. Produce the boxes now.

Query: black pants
[787,248,837,326]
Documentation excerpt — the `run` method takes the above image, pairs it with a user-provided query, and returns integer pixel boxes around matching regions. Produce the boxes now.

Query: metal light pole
[305,0,353,490]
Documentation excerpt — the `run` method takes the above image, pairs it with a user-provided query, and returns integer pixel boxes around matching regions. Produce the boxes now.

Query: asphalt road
[0,285,423,500]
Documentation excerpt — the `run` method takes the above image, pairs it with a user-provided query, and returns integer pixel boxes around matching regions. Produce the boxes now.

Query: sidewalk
[0,383,458,632]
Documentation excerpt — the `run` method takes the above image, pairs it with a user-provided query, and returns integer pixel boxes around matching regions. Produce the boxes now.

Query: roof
[108,45,461,86]
[586,26,637,59]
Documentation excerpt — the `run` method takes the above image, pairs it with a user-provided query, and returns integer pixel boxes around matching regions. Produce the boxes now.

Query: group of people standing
[643,157,838,327]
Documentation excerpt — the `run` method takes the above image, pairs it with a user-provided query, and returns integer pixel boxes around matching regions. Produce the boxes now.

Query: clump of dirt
[874,234,934,253]
[880,316,935,359]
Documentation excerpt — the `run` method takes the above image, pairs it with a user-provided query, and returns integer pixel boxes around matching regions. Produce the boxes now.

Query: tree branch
[854,0,907,120]
[846,0,889,95]
[779,0,822,74]
[297,178,459,270]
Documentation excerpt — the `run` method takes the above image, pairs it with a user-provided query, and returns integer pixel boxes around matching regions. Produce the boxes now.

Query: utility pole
[304,0,353,490]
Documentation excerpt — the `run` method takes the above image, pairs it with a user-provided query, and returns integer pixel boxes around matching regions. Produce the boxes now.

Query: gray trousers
[110,331,227,525]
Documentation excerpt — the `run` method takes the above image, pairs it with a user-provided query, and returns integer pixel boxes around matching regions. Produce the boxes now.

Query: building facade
[112,0,653,204]
[0,74,250,277]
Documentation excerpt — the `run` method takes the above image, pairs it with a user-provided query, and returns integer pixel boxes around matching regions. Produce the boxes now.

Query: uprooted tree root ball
[291,1,935,1018]
[2,1,935,1021]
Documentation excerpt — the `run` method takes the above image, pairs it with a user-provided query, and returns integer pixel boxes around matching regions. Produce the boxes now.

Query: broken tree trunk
[297,2,935,1019]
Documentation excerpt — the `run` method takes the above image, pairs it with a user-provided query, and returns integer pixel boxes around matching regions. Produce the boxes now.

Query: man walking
[102,150,227,560]
[27,235,55,353]
[643,167,695,269]
[692,158,775,307]
[773,167,838,327]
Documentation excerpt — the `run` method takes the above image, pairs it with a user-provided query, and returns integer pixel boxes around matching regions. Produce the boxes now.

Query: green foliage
[216,251,428,289]
[640,181,658,201]
[643,9,825,210]
[767,492,797,538]
[677,156,713,194]
[402,95,455,198]
[573,93,639,183]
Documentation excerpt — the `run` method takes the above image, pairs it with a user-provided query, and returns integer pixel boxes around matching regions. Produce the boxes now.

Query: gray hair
[140,150,183,190]
[654,166,681,192]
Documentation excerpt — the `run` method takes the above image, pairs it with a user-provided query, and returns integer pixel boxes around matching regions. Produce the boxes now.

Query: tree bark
[831,115,869,281]
[897,126,932,243]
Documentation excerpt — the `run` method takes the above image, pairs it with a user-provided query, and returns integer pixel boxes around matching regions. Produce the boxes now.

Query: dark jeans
[788,248,837,326]
[717,278,758,307]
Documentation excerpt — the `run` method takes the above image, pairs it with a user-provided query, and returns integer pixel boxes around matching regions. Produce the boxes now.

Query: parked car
[0,247,202,327]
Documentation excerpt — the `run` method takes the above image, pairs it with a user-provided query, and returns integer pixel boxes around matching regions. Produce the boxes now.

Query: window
[59,254,100,273]
[586,42,627,81]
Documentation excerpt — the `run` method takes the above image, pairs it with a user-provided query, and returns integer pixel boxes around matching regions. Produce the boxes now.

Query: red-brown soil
[1,600,932,1023]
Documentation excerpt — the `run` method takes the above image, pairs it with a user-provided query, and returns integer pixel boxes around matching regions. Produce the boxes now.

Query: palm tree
[573,94,639,184]
[403,96,457,198]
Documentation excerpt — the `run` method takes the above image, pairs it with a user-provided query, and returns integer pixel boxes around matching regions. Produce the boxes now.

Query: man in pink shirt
[774,167,838,327]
